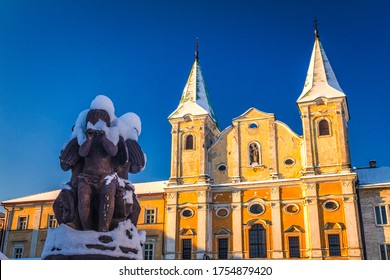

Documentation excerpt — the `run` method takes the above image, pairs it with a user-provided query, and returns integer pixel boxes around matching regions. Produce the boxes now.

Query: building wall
[358,186,390,259]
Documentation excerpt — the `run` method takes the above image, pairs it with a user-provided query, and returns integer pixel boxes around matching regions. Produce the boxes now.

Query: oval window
[284,204,299,214]
[284,158,295,166]
[248,203,265,215]
[322,200,339,211]
[217,164,227,172]
[249,123,258,129]
[181,208,194,218]
[216,207,230,218]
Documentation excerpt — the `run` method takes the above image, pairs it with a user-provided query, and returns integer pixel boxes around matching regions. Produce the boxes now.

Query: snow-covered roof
[355,166,390,186]
[2,189,61,205]
[297,35,346,103]
[1,181,168,205]
[168,58,218,123]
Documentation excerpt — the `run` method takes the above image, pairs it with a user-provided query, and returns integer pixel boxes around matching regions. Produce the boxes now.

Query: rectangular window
[182,239,192,260]
[218,238,228,259]
[144,242,154,260]
[288,236,300,258]
[145,209,156,224]
[12,246,24,258]
[379,244,390,260]
[374,206,388,225]
[328,234,341,256]
[17,216,28,230]
[47,214,58,228]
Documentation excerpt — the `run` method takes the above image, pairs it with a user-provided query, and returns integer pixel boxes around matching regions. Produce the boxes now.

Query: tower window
[184,134,195,150]
[318,119,330,136]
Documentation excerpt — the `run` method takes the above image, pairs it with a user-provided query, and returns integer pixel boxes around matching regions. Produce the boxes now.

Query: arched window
[249,224,267,258]
[184,134,194,150]
[318,119,330,136]
[249,142,261,165]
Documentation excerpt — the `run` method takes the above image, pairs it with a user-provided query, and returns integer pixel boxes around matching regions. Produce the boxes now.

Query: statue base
[41,220,145,260]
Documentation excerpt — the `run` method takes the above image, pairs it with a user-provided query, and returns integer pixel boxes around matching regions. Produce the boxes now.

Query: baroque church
[164,28,362,259]
[1,29,366,260]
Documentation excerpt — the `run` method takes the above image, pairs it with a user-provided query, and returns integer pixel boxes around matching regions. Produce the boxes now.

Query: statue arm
[79,132,92,157]
[102,134,118,157]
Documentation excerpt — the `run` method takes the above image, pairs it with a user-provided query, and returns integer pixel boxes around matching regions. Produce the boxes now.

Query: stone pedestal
[41,220,145,260]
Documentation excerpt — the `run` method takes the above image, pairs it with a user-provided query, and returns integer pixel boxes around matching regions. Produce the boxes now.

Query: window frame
[374,205,389,226]
[12,244,24,259]
[327,233,341,257]
[17,216,28,230]
[379,244,390,260]
[144,208,156,224]
[47,214,58,229]
[144,241,155,260]
[288,236,301,258]
[248,224,267,258]
[182,238,192,260]
[218,238,229,260]
[184,134,195,150]
[318,118,331,136]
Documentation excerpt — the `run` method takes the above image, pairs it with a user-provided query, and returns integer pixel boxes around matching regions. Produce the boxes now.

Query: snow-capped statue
[45,95,146,260]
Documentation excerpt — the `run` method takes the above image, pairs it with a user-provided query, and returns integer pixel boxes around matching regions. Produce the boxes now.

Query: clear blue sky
[0,0,389,207]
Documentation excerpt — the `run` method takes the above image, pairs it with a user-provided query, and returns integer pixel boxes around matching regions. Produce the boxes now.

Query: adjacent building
[4,29,388,260]
[355,162,390,260]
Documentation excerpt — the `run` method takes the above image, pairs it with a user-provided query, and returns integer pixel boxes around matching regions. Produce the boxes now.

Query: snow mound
[90,95,116,121]
[41,220,145,260]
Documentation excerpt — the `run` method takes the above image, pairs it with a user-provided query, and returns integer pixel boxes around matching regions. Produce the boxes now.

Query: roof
[355,166,390,186]
[1,180,168,205]
[297,34,346,103]
[168,57,218,123]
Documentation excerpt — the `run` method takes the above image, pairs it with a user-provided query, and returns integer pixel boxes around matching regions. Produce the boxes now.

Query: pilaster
[231,190,243,258]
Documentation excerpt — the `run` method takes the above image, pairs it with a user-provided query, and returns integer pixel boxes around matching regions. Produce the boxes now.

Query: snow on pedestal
[41,220,146,260]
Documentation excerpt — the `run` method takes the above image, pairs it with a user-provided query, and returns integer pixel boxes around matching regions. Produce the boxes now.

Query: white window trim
[144,240,155,260]
[17,216,28,230]
[374,205,389,226]
[12,244,24,259]
[144,208,157,224]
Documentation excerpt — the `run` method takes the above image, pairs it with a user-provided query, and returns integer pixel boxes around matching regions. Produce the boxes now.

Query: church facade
[164,31,362,260]
[1,30,366,260]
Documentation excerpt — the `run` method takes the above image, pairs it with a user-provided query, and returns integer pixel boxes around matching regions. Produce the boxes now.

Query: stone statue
[250,143,259,165]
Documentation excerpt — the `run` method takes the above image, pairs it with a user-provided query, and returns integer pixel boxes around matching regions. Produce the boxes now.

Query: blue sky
[0,0,389,207]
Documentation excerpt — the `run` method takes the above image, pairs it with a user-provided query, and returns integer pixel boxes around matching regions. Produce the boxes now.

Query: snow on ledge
[41,220,146,260]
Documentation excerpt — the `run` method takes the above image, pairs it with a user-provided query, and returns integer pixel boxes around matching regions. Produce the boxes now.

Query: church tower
[297,28,351,175]
[168,41,221,185]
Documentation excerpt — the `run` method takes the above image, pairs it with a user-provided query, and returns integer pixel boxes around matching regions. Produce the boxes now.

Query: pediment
[324,222,344,231]
[179,228,197,236]
[284,225,305,233]
[233,107,274,122]
[214,227,231,236]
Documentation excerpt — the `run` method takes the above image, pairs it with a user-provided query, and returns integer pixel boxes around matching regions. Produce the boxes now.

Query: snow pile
[41,220,146,260]
[70,95,142,145]
[0,251,8,260]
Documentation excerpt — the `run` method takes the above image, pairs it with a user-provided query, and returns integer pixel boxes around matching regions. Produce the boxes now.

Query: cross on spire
[313,17,320,38]
[195,37,199,61]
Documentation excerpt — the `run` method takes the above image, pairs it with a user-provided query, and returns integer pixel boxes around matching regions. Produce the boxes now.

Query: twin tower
[168,32,351,186]
[163,31,361,260]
